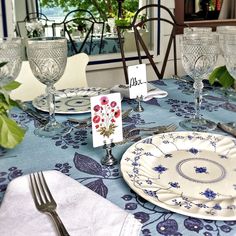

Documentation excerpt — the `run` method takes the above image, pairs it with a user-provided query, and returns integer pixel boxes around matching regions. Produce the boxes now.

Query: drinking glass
[223,33,236,126]
[26,37,70,137]
[216,26,236,100]
[107,18,116,37]
[0,38,22,87]
[179,32,219,131]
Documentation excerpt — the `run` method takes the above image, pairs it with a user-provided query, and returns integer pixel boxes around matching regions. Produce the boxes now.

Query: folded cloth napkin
[111,83,168,101]
[217,122,236,137]
[0,170,142,236]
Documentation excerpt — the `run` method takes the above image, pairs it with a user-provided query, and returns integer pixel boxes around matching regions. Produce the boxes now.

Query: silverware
[67,117,91,125]
[217,122,236,137]
[18,102,48,125]
[123,123,177,138]
[122,108,133,119]
[30,172,70,236]
[116,135,142,145]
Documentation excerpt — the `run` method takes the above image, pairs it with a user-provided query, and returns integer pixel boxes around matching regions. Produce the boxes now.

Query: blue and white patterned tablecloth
[1,78,236,236]
[68,37,120,56]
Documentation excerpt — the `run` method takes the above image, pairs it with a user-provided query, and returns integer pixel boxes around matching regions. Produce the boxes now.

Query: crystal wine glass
[216,26,236,100]
[183,27,213,95]
[26,37,70,137]
[107,18,116,37]
[223,33,236,127]
[0,38,22,87]
[179,32,219,131]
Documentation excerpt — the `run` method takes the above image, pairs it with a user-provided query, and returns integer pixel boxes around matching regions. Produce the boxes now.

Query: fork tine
[37,172,50,203]
[39,171,55,204]
[30,174,40,208]
[32,173,45,204]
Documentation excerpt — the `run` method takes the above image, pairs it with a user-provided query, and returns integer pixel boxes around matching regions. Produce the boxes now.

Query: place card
[128,64,147,99]
[91,93,123,147]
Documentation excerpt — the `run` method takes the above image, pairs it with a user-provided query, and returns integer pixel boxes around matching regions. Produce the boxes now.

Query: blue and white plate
[33,87,110,114]
[121,131,236,220]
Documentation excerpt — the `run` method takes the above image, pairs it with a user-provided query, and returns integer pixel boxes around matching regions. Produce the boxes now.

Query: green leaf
[0,101,9,115]
[3,81,21,91]
[0,114,25,149]
[0,88,10,104]
[209,66,235,88]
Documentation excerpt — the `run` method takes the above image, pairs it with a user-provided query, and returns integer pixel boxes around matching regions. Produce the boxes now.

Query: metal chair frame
[117,4,185,84]
[52,9,105,55]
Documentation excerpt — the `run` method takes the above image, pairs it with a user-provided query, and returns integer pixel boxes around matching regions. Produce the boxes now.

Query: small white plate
[33,87,110,114]
[121,131,236,220]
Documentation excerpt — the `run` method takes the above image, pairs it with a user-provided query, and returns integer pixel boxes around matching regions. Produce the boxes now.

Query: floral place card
[128,64,147,99]
[90,93,123,147]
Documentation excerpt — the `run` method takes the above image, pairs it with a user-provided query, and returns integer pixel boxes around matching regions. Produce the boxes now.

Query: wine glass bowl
[224,34,236,79]
[107,18,116,37]
[179,32,219,131]
[0,38,22,87]
[223,34,236,127]
[27,37,70,137]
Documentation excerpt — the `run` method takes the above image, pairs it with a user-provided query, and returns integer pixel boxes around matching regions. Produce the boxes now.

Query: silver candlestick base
[101,142,117,166]
[134,96,144,112]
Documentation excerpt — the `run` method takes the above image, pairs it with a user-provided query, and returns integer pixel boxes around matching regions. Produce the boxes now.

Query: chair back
[118,4,184,83]
[56,53,89,89]
[52,9,105,55]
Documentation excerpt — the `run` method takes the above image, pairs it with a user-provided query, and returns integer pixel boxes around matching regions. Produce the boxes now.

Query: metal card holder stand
[101,140,117,166]
[134,95,144,112]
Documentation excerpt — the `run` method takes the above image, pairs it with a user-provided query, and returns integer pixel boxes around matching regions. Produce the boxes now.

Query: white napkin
[111,83,168,101]
[0,170,142,236]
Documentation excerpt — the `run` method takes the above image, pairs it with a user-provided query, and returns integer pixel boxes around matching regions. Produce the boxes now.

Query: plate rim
[120,131,236,221]
[32,87,110,114]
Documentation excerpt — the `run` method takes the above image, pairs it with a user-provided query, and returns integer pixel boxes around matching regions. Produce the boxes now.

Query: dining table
[67,36,120,56]
[0,77,236,236]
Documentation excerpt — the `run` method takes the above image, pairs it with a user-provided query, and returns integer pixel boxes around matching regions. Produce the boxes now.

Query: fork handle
[49,211,70,236]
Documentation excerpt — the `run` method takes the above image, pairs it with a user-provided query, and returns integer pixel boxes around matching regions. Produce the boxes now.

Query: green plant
[209,65,235,88]
[0,62,25,149]
[41,0,138,22]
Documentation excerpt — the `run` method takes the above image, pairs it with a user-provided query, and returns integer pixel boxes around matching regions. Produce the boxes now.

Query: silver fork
[124,123,177,138]
[30,172,70,236]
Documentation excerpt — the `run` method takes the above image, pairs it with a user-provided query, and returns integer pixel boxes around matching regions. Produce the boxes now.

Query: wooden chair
[117,4,185,84]
[11,53,89,101]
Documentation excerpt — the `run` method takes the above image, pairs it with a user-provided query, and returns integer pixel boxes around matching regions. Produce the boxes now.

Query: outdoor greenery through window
[40,0,139,25]
[38,0,143,56]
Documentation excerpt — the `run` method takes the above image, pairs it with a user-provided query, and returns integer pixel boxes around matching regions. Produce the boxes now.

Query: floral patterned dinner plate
[120,131,236,220]
[32,87,110,114]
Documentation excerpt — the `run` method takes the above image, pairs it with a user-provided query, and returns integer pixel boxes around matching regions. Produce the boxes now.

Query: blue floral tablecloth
[1,78,236,236]
[68,37,120,56]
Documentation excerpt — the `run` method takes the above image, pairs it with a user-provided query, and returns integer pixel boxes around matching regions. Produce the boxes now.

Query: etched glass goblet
[216,27,236,100]
[26,37,70,137]
[223,33,236,127]
[179,32,219,131]
[0,38,22,87]
[107,18,116,37]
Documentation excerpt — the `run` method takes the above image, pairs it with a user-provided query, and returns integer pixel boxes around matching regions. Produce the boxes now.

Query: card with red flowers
[128,64,147,99]
[90,93,123,147]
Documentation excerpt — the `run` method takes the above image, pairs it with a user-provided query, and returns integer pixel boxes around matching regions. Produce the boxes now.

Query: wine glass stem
[46,85,56,124]
[193,80,203,120]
